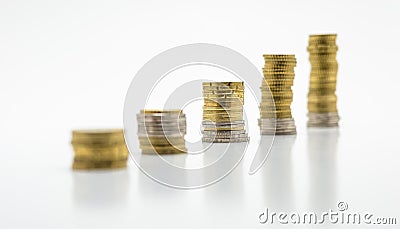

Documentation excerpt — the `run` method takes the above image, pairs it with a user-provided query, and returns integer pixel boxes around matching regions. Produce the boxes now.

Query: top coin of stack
[307,34,340,127]
[71,129,129,170]
[137,109,187,154]
[259,54,297,135]
[202,82,249,143]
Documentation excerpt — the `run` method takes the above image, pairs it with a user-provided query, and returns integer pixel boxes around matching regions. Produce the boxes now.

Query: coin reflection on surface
[72,170,129,207]
[307,128,339,212]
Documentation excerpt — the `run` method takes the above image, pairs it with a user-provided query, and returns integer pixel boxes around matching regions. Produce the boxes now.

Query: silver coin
[259,118,296,135]
[137,114,185,118]
[137,122,186,127]
[137,121,185,126]
[307,112,340,127]
[203,132,248,138]
[203,89,244,93]
[261,130,296,135]
[202,134,249,139]
[202,132,247,137]
[202,124,245,129]
[201,130,246,135]
[202,137,249,143]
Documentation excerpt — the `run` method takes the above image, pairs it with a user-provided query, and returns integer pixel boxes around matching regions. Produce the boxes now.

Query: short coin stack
[259,54,297,135]
[202,82,249,143]
[71,129,128,170]
[137,109,187,154]
[307,34,340,127]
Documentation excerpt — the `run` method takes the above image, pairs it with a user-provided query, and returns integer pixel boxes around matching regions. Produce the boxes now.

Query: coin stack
[307,34,340,127]
[202,82,249,143]
[137,109,187,154]
[71,129,128,170]
[259,54,297,135]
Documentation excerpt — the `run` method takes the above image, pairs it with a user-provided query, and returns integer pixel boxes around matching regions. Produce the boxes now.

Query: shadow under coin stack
[259,54,297,135]
[71,129,128,170]
[202,82,249,143]
[307,34,340,127]
[137,110,187,154]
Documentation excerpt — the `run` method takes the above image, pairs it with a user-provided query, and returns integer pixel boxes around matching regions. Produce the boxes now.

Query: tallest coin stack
[307,34,340,127]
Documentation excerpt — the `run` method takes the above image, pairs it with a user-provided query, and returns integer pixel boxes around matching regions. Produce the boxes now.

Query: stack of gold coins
[71,129,128,170]
[202,82,249,143]
[307,34,340,127]
[259,54,297,135]
[137,109,187,154]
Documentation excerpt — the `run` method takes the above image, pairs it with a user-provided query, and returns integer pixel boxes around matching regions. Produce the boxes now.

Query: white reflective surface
[0,124,399,228]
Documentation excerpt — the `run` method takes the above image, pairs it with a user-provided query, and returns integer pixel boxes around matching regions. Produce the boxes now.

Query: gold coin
[71,129,124,144]
[202,117,243,122]
[261,112,293,119]
[202,114,243,120]
[308,34,337,44]
[72,160,127,170]
[140,145,187,153]
[139,139,185,146]
[141,149,186,155]
[202,85,244,91]
[308,105,338,113]
[308,53,337,58]
[203,109,242,114]
[203,102,243,108]
[307,44,339,53]
[203,106,243,111]
[261,99,293,105]
[74,153,128,162]
[308,97,337,103]
[263,54,296,61]
[72,143,128,155]
[202,82,243,87]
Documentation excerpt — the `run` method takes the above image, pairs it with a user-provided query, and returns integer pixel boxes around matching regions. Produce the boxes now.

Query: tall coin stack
[307,34,340,127]
[71,129,128,170]
[202,82,249,143]
[137,110,187,154]
[259,54,297,135]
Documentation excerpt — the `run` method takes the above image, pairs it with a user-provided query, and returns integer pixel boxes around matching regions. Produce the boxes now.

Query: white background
[0,0,399,228]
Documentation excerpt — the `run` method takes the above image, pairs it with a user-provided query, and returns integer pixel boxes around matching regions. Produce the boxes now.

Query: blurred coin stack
[259,54,297,135]
[307,34,340,127]
[202,82,249,143]
[137,110,187,154]
[71,129,128,170]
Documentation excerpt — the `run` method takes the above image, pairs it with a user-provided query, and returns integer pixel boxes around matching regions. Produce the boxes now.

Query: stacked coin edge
[259,54,297,135]
[202,82,249,143]
[71,129,128,170]
[307,34,340,127]
[137,109,187,154]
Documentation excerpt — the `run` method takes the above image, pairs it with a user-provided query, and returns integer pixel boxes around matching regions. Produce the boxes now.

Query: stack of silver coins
[307,112,340,127]
[258,118,297,135]
[201,82,249,143]
[137,109,187,154]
